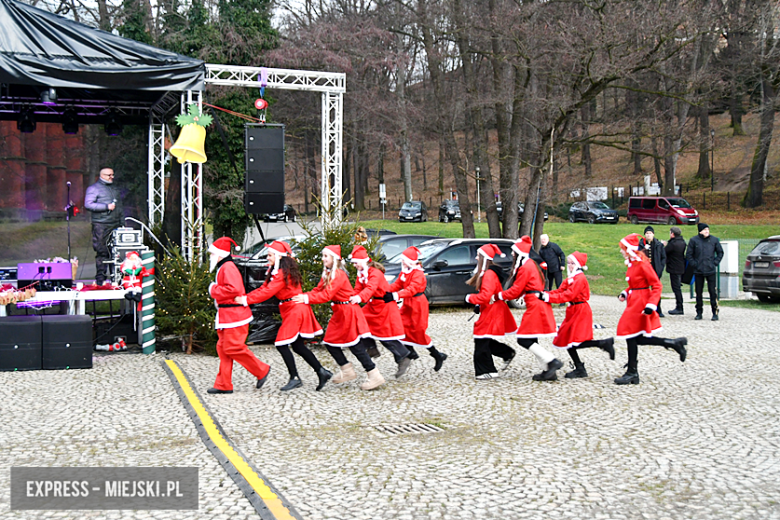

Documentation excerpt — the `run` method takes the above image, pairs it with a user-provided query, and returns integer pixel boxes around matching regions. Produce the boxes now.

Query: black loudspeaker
[0,316,42,371]
[244,124,284,214]
[42,315,93,369]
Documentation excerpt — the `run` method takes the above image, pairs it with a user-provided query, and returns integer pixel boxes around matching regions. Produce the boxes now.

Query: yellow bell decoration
[170,104,212,164]
[170,123,207,164]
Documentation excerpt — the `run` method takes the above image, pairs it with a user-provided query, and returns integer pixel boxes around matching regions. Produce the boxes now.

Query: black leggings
[626,336,668,369]
[567,340,605,365]
[517,337,538,349]
[364,337,410,363]
[276,336,323,378]
[474,338,515,376]
[327,339,375,372]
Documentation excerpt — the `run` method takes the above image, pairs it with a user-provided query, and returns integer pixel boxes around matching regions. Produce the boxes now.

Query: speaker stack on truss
[244,124,285,215]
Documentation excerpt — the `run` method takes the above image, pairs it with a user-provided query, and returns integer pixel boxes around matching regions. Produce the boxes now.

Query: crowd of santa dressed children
[203,231,687,394]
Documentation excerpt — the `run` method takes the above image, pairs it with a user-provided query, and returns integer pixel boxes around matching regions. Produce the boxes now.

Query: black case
[41,315,93,369]
[0,315,43,371]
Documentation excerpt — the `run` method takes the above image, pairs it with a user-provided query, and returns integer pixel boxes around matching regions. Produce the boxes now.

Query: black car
[743,235,780,303]
[263,204,296,223]
[374,234,438,263]
[496,201,549,222]
[568,201,619,224]
[398,201,428,222]
[383,238,522,306]
[364,228,397,238]
[438,200,462,222]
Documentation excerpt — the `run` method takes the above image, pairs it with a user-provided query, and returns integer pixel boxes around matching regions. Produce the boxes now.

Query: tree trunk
[696,103,711,179]
[396,36,414,203]
[581,105,592,178]
[730,83,745,136]
[438,137,445,197]
[651,136,662,188]
[743,73,773,208]
[377,143,385,184]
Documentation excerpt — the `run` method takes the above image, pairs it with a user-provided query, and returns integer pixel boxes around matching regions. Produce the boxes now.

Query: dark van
[627,196,699,225]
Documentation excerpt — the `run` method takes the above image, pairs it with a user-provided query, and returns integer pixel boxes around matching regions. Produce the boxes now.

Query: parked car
[438,200,462,222]
[374,234,438,263]
[364,228,397,238]
[496,201,549,222]
[383,238,523,306]
[262,204,296,222]
[627,196,699,225]
[742,236,780,303]
[568,201,619,224]
[398,201,428,222]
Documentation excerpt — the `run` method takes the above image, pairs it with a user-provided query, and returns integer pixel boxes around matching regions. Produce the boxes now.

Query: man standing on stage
[84,168,122,286]
[207,237,271,394]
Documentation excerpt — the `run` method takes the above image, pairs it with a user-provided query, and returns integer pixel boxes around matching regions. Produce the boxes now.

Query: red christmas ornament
[254,98,268,110]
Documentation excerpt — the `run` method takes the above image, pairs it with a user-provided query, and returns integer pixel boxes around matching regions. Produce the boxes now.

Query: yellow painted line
[165,360,296,520]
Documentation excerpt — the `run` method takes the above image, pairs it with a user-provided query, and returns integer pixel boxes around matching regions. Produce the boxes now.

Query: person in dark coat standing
[538,234,566,291]
[685,223,723,321]
[665,227,687,315]
[639,226,667,317]
[84,168,122,285]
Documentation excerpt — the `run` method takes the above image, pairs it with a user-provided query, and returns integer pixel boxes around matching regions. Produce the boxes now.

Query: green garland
[176,104,213,128]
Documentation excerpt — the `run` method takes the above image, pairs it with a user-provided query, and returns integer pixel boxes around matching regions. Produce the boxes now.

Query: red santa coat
[389,268,433,348]
[306,268,371,348]
[209,258,253,329]
[547,272,593,348]
[616,260,663,339]
[466,267,517,339]
[245,269,323,346]
[501,259,556,338]
[353,267,405,341]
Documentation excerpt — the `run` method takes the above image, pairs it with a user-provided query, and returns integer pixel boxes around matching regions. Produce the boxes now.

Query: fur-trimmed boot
[332,363,357,384]
[360,368,386,390]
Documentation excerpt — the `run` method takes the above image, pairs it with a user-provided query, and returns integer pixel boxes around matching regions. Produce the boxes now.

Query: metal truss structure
[147,65,346,260]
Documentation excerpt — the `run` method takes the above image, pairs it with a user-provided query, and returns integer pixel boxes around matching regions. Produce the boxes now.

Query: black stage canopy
[0,0,205,125]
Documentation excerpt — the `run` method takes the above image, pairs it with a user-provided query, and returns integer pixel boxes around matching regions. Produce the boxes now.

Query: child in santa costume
[347,245,413,379]
[615,233,687,385]
[541,251,615,378]
[387,246,448,371]
[496,236,562,381]
[236,241,332,392]
[207,237,271,394]
[292,245,385,390]
[120,251,147,305]
[465,244,517,380]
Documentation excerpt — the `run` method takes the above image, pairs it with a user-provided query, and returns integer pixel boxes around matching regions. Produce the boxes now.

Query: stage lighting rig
[41,87,57,105]
[17,107,36,133]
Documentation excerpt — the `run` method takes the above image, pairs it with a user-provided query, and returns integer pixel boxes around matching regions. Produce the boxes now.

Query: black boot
[668,306,684,315]
[406,346,420,360]
[280,376,303,391]
[430,348,447,372]
[366,344,381,358]
[565,362,588,379]
[600,338,615,360]
[664,337,687,362]
[614,363,639,385]
[316,367,333,391]
[532,358,563,381]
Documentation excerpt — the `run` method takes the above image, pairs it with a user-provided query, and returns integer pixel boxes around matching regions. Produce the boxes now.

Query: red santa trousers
[213,324,270,391]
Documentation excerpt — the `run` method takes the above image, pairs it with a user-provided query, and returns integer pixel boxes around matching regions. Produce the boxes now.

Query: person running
[292,245,386,391]
[387,247,448,371]
[496,236,563,381]
[206,237,271,394]
[237,241,332,392]
[541,251,615,378]
[465,244,518,380]
[347,245,412,379]
[614,233,688,385]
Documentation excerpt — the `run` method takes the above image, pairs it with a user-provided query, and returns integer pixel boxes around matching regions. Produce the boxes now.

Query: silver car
[743,236,780,303]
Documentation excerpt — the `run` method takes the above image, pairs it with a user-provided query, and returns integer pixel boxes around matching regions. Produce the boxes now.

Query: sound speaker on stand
[244,124,285,215]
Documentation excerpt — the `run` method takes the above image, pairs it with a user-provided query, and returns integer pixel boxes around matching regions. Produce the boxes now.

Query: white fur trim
[473,332,517,339]
[616,326,663,340]
[646,303,657,311]
[324,332,372,348]
[323,248,341,261]
[208,244,230,257]
[400,339,434,348]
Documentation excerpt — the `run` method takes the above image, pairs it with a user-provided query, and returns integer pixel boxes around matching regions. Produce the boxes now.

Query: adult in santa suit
[292,245,386,390]
[236,241,332,392]
[207,237,271,394]
[347,245,413,379]
[541,251,615,379]
[387,247,448,371]
[496,236,563,381]
[614,233,687,385]
[465,244,517,379]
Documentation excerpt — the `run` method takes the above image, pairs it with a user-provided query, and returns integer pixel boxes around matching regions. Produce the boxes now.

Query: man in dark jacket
[538,234,566,291]
[685,223,723,321]
[639,226,667,317]
[84,168,123,285]
[664,226,687,315]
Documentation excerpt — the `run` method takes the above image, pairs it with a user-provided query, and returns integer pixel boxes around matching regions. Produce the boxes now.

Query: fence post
[703,193,706,209]
[727,192,730,210]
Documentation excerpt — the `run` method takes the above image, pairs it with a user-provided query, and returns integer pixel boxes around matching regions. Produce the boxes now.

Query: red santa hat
[125,251,140,260]
[478,243,506,261]
[511,236,533,270]
[348,245,370,265]
[209,237,239,258]
[401,246,421,263]
[620,233,643,262]
[323,244,341,261]
[568,251,588,271]
[267,240,293,274]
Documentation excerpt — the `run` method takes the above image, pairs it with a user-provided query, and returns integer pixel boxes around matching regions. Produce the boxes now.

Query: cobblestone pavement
[2,295,779,520]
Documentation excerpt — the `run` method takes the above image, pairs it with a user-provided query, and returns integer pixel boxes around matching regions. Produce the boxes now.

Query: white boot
[360,368,386,390]
[332,363,357,384]
[528,343,555,368]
